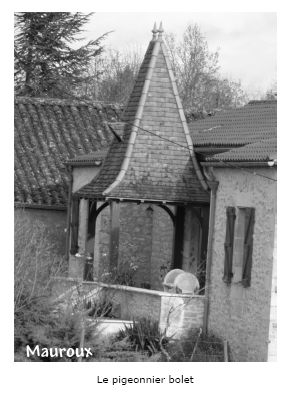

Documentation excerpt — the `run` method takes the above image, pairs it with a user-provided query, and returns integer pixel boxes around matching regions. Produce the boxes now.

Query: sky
[83,12,277,98]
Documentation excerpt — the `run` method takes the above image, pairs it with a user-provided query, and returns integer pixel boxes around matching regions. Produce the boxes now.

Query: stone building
[195,103,277,361]
[14,97,121,254]
[14,24,277,361]
[67,23,210,289]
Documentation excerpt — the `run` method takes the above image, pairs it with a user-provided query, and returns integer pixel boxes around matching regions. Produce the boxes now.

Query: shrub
[87,336,150,362]
[14,212,70,361]
[168,329,224,362]
[116,317,169,356]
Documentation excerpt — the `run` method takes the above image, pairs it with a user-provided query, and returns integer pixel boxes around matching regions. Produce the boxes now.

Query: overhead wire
[63,95,277,183]
[120,119,277,182]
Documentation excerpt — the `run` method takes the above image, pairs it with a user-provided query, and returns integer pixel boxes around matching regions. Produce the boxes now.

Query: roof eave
[201,160,277,168]
[73,194,209,206]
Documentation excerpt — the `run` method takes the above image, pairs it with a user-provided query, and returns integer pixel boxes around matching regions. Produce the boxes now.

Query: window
[223,207,255,287]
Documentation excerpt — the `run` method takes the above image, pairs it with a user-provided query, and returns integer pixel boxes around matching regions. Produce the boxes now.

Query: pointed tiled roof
[77,25,209,204]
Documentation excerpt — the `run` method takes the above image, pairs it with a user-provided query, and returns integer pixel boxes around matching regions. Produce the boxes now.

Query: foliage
[117,318,169,356]
[165,24,248,117]
[15,298,97,362]
[168,329,224,362]
[14,12,109,98]
[14,212,67,312]
[82,47,142,104]
[84,295,113,318]
[14,212,76,361]
[87,336,151,362]
[263,81,277,100]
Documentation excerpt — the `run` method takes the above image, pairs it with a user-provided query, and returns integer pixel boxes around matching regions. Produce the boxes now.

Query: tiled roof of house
[205,137,277,163]
[14,97,121,207]
[77,25,210,204]
[189,100,277,148]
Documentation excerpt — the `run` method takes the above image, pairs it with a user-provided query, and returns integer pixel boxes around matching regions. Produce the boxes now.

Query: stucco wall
[208,167,277,361]
[267,220,277,361]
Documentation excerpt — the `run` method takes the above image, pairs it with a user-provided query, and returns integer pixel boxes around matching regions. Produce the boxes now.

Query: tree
[166,24,219,115]
[165,24,247,118]
[82,47,142,104]
[14,12,109,98]
[264,81,277,100]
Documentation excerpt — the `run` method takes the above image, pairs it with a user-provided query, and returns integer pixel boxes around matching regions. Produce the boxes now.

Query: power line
[215,161,277,182]
[58,95,277,183]
[121,119,277,183]
[123,120,191,152]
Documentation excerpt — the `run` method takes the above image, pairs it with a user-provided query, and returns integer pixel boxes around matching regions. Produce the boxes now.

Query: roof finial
[152,22,158,40]
[158,21,164,39]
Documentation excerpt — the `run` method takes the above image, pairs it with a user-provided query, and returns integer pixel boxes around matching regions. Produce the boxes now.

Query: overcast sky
[83,12,276,98]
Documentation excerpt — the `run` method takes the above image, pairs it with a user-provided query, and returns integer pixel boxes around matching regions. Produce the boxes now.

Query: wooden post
[172,206,185,268]
[224,340,229,362]
[200,205,210,258]
[65,165,73,260]
[109,201,120,276]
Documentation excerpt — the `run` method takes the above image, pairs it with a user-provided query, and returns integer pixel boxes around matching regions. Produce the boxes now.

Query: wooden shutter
[241,207,255,287]
[70,197,79,255]
[223,207,236,284]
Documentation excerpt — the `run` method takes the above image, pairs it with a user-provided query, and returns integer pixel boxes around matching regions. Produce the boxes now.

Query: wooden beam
[157,204,176,225]
[109,201,120,276]
[200,206,210,258]
[172,206,185,268]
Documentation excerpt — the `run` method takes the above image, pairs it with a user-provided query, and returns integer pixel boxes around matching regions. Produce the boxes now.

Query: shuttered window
[70,197,79,255]
[223,207,236,284]
[241,207,255,287]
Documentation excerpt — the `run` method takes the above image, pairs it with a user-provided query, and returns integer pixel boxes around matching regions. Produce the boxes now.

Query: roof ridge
[160,41,208,191]
[102,37,161,196]
[248,100,277,105]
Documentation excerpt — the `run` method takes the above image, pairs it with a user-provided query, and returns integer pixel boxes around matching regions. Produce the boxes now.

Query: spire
[158,21,164,39]
[152,22,158,40]
[76,24,209,204]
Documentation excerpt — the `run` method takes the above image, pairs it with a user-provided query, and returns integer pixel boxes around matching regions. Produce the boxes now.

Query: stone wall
[150,206,174,290]
[72,201,174,290]
[52,278,205,339]
[208,167,277,361]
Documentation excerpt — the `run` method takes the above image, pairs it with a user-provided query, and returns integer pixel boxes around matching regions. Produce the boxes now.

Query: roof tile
[14,97,121,207]
[77,35,209,204]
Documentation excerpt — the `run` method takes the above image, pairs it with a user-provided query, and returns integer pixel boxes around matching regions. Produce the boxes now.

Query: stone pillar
[172,206,185,269]
[93,202,110,281]
[109,201,120,277]
[68,198,88,280]
[182,208,202,274]
[182,208,192,271]
[150,206,174,290]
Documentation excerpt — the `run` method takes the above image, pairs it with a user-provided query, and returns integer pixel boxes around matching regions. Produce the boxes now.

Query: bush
[87,336,151,362]
[168,329,224,362]
[14,212,70,360]
[116,317,169,357]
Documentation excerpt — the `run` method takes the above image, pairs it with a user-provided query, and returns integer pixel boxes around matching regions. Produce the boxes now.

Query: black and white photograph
[13,11,277,366]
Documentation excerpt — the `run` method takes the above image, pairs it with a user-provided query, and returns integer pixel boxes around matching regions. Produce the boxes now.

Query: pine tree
[14,12,109,98]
